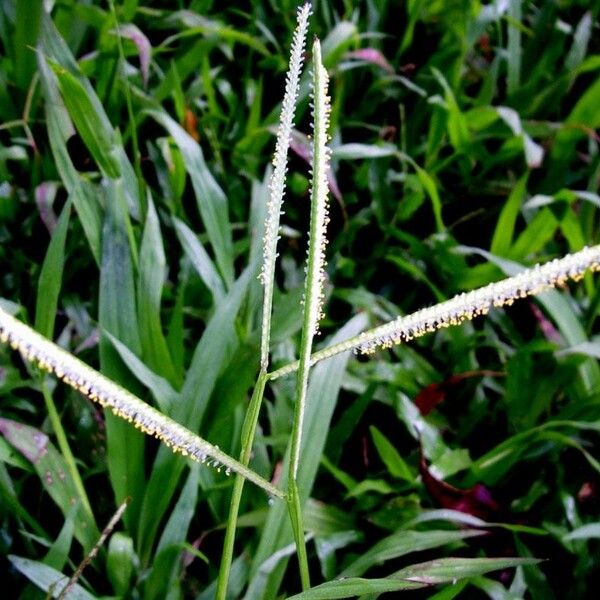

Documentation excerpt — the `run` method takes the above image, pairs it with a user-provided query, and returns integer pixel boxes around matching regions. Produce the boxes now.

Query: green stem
[216,372,269,600]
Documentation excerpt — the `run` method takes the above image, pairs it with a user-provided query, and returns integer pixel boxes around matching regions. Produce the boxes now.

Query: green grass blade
[98,178,145,535]
[147,109,234,287]
[137,194,177,385]
[35,200,71,339]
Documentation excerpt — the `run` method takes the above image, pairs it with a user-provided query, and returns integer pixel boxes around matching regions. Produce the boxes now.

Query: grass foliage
[1,1,600,598]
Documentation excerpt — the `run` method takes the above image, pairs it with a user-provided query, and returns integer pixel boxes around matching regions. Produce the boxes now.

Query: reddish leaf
[419,452,503,521]
[183,108,200,142]
[414,370,503,416]
[530,302,562,344]
[345,48,394,74]
[289,130,346,217]
[116,24,151,88]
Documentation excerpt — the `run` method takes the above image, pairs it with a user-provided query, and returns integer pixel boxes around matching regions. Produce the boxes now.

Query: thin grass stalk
[0,306,283,499]
[216,6,311,596]
[269,245,600,379]
[216,373,268,600]
[287,38,332,591]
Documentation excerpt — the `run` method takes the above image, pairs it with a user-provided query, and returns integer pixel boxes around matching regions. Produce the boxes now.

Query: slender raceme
[289,37,331,479]
[0,306,284,499]
[217,8,312,597]
[269,245,600,379]
[260,2,311,370]
[286,38,332,591]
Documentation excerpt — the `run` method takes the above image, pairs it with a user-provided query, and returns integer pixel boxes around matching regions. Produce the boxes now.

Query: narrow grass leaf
[106,333,178,414]
[148,109,234,286]
[395,556,540,584]
[339,529,483,578]
[37,56,102,263]
[369,426,415,482]
[8,555,96,600]
[563,523,600,541]
[35,200,71,339]
[173,217,225,302]
[490,173,527,256]
[137,194,177,384]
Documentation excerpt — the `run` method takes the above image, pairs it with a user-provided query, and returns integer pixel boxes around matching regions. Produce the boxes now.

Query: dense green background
[1,1,599,598]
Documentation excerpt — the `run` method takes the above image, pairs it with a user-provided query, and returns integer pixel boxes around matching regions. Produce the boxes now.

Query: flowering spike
[269,245,600,379]
[260,3,311,370]
[289,37,332,480]
[0,306,284,499]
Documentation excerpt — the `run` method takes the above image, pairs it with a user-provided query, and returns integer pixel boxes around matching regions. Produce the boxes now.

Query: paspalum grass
[1,2,599,597]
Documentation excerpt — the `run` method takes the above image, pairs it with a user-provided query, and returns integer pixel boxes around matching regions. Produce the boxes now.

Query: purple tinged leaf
[290,130,343,204]
[115,24,151,88]
[35,182,59,234]
[345,48,394,74]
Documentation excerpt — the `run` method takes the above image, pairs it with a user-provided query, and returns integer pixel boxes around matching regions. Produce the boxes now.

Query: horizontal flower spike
[356,245,600,354]
[268,245,600,379]
[0,307,284,499]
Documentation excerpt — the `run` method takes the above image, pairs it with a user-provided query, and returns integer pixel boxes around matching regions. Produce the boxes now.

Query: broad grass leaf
[147,109,234,287]
[137,269,252,562]
[145,466,200,600]
[9,555,97,600]
[14,0,43,91]
[51,64,121,179]
[35,200,71,339]
[98,178,145,534]
[107,532,136,596]
[0,419,98,551]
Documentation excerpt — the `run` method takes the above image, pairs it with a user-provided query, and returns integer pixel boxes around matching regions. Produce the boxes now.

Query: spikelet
[0,306,283,499]
[259,3,311,369]
[269,245,600,379]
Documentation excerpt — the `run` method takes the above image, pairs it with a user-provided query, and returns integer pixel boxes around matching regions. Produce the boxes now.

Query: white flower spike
[260,3,311,369]
[270,245,600,379]
[0,307,283,499]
